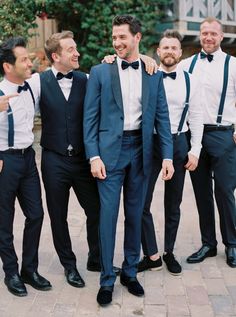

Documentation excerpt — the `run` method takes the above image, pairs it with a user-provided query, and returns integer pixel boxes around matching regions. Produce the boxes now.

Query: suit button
[68,116,71,120]
[120,116,123,120]
[118,135,121,139]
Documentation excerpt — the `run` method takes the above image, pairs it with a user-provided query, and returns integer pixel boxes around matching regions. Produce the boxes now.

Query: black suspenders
[0,82,35,148]
[188,53,231,125]
[177,71,190,135]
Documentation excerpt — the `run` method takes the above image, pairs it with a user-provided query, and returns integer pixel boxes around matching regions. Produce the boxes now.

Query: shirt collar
[201,47,223,60]
[51,65,73,78]
[117,56,141,70]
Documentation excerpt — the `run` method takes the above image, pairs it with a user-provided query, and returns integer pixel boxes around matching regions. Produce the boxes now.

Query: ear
[51,52,60,63]
[3,62,13,75]
[156,47,160,56]
[136,32,142,42]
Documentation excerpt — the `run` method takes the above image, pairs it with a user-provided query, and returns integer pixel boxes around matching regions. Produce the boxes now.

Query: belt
[123,129,142,137]
[0,146,32,155]
[204,124,234,132]
[43,148,81,157]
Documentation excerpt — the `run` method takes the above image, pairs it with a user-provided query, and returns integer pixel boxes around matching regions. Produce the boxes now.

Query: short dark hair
[112,15,142,35]
[0,37,27,75]
[44,30,74,64]
[159,29,183,44]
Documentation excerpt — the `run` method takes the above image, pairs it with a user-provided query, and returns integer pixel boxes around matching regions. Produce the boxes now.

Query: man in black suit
[36,31,101,287]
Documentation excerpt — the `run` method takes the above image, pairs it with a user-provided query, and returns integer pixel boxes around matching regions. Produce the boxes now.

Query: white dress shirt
[159,66,203,158]
[179,48,236,128]
[117,57,142,130]
[0,78,36,150]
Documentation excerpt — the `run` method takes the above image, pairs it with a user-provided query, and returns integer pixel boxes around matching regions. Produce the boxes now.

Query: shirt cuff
[90,156,100,163]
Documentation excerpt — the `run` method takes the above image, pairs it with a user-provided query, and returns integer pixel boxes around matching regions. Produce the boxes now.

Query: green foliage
[37,0,170,72]
[0,0,38,42]
[0,0,171,71]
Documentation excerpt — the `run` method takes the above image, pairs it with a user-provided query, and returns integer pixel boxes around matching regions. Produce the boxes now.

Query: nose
[28,59,33,67]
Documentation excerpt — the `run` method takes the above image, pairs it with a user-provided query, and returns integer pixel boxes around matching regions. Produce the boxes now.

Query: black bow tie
[200,51,213,62]
[17,82,29,93]
[56,71,73,80]
[121,60,139,70]
[162,71,177,80]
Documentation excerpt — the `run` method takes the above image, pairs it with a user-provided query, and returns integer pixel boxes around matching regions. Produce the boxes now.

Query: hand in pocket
[0,160,3,173]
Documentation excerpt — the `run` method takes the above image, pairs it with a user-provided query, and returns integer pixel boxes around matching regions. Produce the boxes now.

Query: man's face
[8,46,32,82]
[112,24,141,62]
[200,21,223,54]
[157,37,182,68]
[53,38,80,71]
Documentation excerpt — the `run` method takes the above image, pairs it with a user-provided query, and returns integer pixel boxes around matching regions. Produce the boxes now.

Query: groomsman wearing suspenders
[180,17,236,267]
[0,37,51,296]
[138,30,203,275]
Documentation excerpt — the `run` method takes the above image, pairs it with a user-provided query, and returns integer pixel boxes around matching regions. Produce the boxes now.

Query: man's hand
[0,94,18,112]
[184,153,198,171]
[139,54,158,75]
[233,133,236,144]
[0,160,3,173]
[91,158,106,179]
[162,160,174,181]
[102,54,117,64]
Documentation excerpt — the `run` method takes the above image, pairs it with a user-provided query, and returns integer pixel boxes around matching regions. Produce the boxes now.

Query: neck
[5,74,25,85]
[161,64,177,72]
[53,64,72,74]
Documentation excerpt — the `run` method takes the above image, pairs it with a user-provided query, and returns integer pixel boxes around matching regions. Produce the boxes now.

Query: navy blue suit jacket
[83,61,173,174]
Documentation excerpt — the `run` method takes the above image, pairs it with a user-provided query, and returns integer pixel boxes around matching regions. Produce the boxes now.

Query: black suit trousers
[190,129,236,247]
[41,149,100,269]
[141,132,189,255]
[0,148,44,277]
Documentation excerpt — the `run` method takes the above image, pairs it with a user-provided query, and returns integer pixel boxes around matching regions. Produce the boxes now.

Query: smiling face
[52,38,80,73]
[112,24,141,62]
[4,46,32,84]
[200,21,223,54]
[157,37,182,71]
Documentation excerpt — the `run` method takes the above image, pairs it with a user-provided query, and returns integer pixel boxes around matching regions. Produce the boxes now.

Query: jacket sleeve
[83,66,101,159]
[154,74,173,160]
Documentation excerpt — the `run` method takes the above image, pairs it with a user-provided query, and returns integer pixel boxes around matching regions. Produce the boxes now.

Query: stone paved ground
[0,129,236,317]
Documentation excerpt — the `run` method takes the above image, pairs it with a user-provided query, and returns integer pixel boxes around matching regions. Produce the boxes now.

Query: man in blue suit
[84,15,174,306]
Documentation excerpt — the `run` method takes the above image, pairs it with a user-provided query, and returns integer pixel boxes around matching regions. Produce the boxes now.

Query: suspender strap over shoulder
[216,54,231,124]
[188,53,199,74]
[177,71,190,135]
[0,89,14,147]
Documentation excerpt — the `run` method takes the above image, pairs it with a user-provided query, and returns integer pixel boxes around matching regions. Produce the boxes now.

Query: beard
[160,55,179,67]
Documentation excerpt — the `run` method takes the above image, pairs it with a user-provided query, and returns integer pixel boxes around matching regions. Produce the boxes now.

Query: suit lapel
[111,61,123,111]
[141,62,150,114]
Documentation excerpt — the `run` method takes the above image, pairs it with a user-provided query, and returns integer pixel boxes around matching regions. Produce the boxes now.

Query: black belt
[43,148,81,157]
[204,124,234,132]
[123,129,142,137]
[0,146,32,155]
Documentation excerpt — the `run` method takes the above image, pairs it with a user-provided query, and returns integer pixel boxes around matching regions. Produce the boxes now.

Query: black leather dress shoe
[97,286,113,306]
[21,271,52,291]
[65,268,85,288]
[225,247,236,268]
[120,273,144,296]
[187,245,217,263]
[4,274,27,297]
